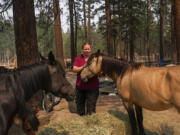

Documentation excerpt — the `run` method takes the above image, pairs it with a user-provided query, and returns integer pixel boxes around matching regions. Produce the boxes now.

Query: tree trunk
[105,0,113,56]
[83,0,87,42]
[119,26,124,59]
[146,0,150,63]
[159,0,165,60]
[113,38,116,57]
[87,0,91,43]
[53,0,65,69]
[74,3,77,57]
[175,0,180,62]
[69,0,75,64]
[13,0,43,112]
[129,0,134,62]
[171,0,176,63]
[13,0,39,67]
[118,2,124,59]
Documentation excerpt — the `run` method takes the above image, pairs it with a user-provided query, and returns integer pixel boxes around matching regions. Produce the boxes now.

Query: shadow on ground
[38,128,69,135]
[108,109,165,135]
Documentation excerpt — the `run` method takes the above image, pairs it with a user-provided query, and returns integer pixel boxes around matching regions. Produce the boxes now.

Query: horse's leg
[135,105,145,135]
[20,105,39,130]
[123,102,138,135]
[23,119,36,135]
[16,98,39,135]
[13,116,36,135]
[172,92,180,114]
[11,77,40,132]
[0,114,8,135]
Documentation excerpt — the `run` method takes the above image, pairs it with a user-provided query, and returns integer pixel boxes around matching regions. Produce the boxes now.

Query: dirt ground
[8,71,180,135]
[37,71,180,135]
[36,71,123,131]
[36,96,180,135]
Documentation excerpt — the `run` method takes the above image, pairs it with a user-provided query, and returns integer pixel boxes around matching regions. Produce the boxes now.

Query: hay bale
[38,111,126,135]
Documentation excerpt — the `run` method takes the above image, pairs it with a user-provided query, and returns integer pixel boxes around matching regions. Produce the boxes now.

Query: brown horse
[0,52,76,135]
[81,50,180,135]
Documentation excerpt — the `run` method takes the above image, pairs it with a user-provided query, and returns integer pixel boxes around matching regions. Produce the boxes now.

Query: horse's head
[42,52,76,112]
[81,50,103,82]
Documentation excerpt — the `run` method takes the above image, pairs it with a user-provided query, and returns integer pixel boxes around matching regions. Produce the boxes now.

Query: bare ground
[36,96,180,135]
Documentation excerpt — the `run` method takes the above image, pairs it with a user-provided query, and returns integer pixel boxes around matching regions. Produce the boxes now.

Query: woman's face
[83,44,91,57]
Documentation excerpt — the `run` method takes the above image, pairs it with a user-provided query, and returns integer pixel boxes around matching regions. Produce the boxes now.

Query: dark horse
[0,52,76,135]
[81,50,180,135]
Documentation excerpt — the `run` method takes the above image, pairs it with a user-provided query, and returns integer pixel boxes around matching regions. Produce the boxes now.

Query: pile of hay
[38,111,126,135]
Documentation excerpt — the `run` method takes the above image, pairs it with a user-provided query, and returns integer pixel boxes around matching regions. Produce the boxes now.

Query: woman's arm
[73,65,84,73]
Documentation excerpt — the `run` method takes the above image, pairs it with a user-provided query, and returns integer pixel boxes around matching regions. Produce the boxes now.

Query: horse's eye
[54,70,58,74]
[87,62,90,65]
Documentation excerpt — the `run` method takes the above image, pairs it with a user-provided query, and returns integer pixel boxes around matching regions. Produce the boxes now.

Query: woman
[73,42,99,116]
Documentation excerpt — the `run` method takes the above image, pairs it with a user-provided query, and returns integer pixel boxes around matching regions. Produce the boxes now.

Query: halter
[83,64,97,76]
[83,54,102,77]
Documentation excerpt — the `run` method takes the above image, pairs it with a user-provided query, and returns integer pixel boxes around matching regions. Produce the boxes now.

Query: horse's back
[119,66,177,111]
[134,66,180,85]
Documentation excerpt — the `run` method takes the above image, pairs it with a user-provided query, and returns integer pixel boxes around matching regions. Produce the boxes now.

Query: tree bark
[146,0,150,63]
[118,2,124,59]
[74,3,77,57]
[159,0,165,60]
[129,0,134,62]
[83,0,87,42]
[53,0,65,69]
[69,0,75,64]
[12,0,43,112]
[171,0,176,63]
[13,0,39,67]
[119,26,124,59]
[175,0,180,62]
[105,0,113,56]
[87,0,91,43]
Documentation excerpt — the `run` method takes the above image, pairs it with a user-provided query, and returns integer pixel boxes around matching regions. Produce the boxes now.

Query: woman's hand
[73,63,87,73]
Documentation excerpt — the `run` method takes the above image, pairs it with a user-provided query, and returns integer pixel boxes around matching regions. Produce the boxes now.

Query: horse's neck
[101,57,127,81]
[17,64,50,100]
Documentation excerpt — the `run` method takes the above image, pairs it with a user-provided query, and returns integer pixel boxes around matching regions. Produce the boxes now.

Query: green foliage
[63,32,71,58]
[63,25,106,57]
[0,20,15,62]
[91,29,106,52]
[35,0,56,56]
[0,0,174,62]
[94,0,173,58]
[37,20,56,56]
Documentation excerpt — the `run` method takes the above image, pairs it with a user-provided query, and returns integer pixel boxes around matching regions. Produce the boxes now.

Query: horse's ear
[39,53,47,62]
[48,51,56,64]
[97,49,100,56]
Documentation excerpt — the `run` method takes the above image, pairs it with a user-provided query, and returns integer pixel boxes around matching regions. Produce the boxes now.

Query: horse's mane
[88,52,142,78]
[102,56,141,77]
[0,66,14,73]
[0,62,51,100]
[0,62,46,73]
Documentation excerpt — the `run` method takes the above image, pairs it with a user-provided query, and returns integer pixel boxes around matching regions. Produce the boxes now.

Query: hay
[38,111,126,135]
